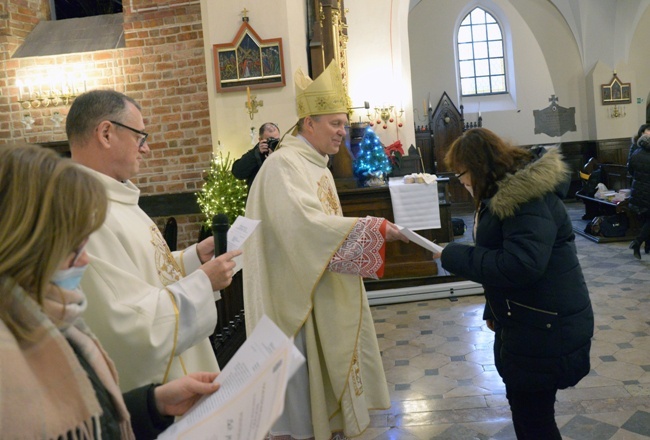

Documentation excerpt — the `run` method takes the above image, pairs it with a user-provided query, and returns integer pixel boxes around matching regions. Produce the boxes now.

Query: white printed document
[227,216,260,252]
[158,315,304,440]
[397,225,445,254]
[227,216,260,274]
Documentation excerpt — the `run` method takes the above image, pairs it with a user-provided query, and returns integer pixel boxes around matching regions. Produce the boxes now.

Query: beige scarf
[0,282,135,439]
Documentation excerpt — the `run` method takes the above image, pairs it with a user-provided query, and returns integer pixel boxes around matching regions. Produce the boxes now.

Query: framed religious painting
[213,21,285,93]
[601,72,631,105]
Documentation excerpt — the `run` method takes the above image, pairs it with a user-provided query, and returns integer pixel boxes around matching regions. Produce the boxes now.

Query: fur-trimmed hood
[489,148,570,219]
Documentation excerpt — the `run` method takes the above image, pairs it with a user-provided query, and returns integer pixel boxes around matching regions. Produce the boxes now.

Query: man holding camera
[232,122,280,187]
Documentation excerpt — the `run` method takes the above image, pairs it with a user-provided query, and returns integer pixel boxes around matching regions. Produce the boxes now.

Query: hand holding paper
[227,216,261,274]
[396,225,445,254]
[385,221,410,243]
[157,315,304,440]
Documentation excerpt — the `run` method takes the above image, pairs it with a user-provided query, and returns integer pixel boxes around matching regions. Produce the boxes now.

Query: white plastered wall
[200,0,414,159]
[346,0,415,150]
[408,0,566,145]
[200,0,307,159]
[627,5,650,132]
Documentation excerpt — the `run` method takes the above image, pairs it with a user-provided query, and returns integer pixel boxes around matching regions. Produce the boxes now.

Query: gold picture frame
[213,21,285,93]
[601,73,631,105]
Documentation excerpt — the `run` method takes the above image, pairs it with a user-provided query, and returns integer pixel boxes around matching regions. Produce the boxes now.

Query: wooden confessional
[421,91,478,204]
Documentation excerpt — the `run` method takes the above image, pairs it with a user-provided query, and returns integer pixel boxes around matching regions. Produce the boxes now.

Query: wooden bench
[575,191,626,219]
[574,163,639,242]
[574,192,639,242]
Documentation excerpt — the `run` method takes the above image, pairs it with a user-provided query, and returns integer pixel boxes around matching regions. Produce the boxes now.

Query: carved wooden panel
[430,92,463,174]
[596,138,630,165]
[415,131,434,173]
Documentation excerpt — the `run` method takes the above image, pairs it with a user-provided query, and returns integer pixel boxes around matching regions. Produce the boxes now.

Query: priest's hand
[385,221,409,243]
[154,372,220,416]
[200,250,242,291]
[196,236,215,264]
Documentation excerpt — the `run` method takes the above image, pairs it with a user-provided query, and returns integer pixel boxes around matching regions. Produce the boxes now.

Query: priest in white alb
[242,61,409,440]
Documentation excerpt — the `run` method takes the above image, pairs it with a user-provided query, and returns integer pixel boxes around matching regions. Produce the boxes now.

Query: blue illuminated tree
[353,126,392,186]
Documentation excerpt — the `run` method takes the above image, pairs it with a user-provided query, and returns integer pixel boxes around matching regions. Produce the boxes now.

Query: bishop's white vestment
[79,167,220,392]
[243,134,391,440]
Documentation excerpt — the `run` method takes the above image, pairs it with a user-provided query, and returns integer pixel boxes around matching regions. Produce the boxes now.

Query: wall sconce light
[16,79,85,109]
[21,113,35,130]
[368,105,404,129]
[245,86,263,120]
[609,104,626,119]
[349,101,371,122]
[50,111,64,128]
[443,113,451,124]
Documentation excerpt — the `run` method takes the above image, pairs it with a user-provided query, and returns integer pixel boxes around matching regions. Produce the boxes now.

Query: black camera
[266,137,279,151]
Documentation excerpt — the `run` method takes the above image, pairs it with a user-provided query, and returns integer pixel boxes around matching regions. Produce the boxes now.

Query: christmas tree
[196,151,248,229]
[353,126,392,186]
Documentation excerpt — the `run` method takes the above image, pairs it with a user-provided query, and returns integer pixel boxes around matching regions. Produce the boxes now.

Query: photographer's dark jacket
[628,135,650,214]
[232,144,266,187]
[441,148,593,391]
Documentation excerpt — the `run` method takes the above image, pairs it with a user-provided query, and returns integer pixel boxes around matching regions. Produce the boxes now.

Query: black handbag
[586,214,628,237]
[599,214,628,237]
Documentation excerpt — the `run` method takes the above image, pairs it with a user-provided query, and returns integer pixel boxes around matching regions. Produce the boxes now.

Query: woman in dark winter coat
[627,123,650,164]
[627,125,650,259]
[436,128,593,440]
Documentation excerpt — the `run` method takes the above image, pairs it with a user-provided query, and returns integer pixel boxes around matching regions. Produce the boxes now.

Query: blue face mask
[51,265,88,291]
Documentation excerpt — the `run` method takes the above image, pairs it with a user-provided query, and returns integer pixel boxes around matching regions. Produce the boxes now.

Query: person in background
[0,144,220,439]
[67,89,241,392]
[435,128,593,440]
[232,122,281,187]
[627,123,650,164]
[627,125,650,259]
[242,61,408,440]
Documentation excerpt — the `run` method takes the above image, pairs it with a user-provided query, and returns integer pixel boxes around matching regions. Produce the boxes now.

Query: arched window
[457,7,506,96]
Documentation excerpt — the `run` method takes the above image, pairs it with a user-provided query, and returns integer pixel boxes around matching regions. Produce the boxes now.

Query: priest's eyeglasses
[110,120,149,148]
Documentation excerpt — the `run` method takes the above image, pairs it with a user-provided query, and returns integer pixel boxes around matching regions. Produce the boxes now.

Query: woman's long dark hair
[444,128,532,209]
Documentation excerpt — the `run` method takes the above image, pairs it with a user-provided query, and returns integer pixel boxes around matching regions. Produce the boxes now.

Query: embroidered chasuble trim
[317,175,342,215]
[340,277,365,404]
[178,249,187,276]
[150,225,183,286]
[162,288,186,383]
[328,217,386,279]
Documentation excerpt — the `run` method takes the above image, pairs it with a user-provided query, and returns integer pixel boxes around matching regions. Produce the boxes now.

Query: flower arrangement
[384,140,404,169]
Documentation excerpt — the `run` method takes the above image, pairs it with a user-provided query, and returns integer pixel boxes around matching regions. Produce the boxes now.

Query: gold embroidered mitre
[295,60,348,118]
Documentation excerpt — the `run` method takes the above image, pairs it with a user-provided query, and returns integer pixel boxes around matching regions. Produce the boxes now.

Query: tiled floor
[358,200,650,440]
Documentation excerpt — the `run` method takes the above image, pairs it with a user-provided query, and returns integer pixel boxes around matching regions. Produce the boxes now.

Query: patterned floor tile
[360,201,650,440]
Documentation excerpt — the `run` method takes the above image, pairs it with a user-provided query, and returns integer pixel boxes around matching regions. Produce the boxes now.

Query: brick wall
[0,0,212,249]
[152,213,207,252]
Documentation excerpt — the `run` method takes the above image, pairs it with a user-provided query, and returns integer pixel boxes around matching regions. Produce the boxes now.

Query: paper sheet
[397,225,445,253]
[388,178,441,231]
[158,315,304,440]
[227,216,260,274]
